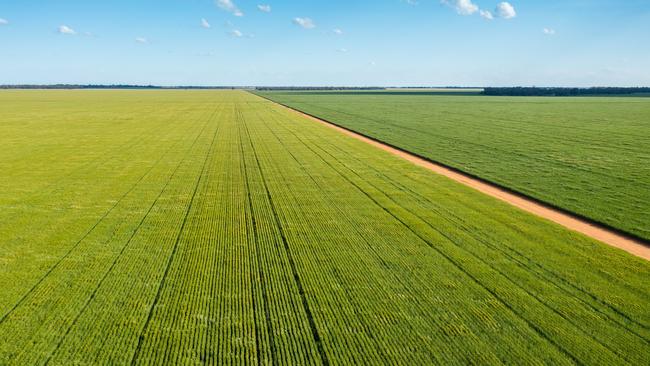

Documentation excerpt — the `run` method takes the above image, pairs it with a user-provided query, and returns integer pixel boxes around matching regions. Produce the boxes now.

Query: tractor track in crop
[41,107,216,366]
[241,111,331,366]
[130,107,222,365]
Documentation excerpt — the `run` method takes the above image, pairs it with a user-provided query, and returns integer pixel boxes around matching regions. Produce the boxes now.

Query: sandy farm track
[268,98,650,261]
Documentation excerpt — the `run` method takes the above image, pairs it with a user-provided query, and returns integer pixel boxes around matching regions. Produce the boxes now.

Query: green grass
[258,91,650,241]
[0,90,648,365]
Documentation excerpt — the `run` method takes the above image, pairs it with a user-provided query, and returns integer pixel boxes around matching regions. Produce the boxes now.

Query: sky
[1,0,649,86]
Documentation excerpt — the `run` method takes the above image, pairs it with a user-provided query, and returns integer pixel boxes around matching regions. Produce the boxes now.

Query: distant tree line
[390,86,482,89]
[5,85,647,95]
[483,87,650,96]
[0,84,242,89]
[1,85,387,90]
[255,86,385,91]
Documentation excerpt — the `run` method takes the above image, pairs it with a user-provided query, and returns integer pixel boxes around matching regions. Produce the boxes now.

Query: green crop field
[0,90,649,365]
[258,91,650,241]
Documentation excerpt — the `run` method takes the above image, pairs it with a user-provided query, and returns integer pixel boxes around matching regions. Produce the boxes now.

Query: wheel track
[41,106,216,365]
[251,105,399,364]
[240,110,330,366]
[237,112,279,366]
[129,106,222,365]
[0,116,192,326]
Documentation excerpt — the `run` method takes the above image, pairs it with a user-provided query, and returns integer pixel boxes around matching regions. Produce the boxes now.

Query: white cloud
[480,10,493,20]
[201,18,211,28]
[58,25,76,35]
[337,48,348,53]
[543,28,556,35]
[229,29,243,37]
[333,28,343,35]
[135,37,148,44]
[216,0,244,17]
[257,4,271,13]
[442,0,479,16]
[0,18,8,25]
[404,0,418,5]
[293,17,315,29]
[495,2,516,19]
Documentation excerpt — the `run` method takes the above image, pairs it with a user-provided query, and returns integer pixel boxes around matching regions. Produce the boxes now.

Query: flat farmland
[258,91,650,241]
[0,90,649,365]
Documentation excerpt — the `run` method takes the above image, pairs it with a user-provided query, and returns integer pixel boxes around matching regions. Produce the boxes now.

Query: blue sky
[1,0,649,86]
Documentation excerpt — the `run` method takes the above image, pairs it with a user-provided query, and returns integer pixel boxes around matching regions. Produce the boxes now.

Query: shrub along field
[258,91,650,241]
[0,90,648,365]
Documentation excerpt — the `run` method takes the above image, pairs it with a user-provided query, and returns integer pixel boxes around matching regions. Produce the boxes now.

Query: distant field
[0,90,648,365]
[385,87,484,94]
[258,91,650,241]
